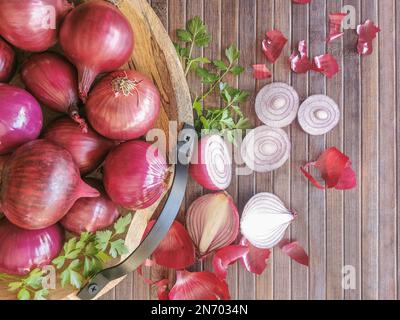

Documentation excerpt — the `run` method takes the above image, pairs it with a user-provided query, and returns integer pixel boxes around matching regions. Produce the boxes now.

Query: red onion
[104,141,169,210]
[43,117,114,174]
[0,37,15,82]
[0,219,64,275]
[169,270,230,300]
[189,135,232,191]
[241,126,291,173]
[0,140,100,230]
[186,192,239,258]
[86,70,160,141]
[21,52,87,131]
[143,220,195,270]
[61,178,119,234]
[0,0,73,52]
[60,1,134,100]
[0,84,43,155]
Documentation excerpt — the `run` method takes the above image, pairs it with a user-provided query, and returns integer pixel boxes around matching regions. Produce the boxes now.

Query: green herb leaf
[213,60,228,71]
[34,289,49,300]
[8,281,23,291]
[225,45,240,64]
[114,213,133,235]
[17,288,30,300]
[95,230,113,251]
[176,29,192,42]
[231,65,245,76]
[109,239,129,259]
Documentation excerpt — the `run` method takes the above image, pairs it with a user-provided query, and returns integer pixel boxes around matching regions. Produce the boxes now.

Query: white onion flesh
[240,193,295,249]
[241,126,291,173]
[297,94,340,135]
[255,83,299,128]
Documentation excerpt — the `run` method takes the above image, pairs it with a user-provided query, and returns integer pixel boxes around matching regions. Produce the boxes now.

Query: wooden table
[102,0,399,300]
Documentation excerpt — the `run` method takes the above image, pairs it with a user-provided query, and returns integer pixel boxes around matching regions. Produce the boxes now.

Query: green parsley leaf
[114,213,133,235]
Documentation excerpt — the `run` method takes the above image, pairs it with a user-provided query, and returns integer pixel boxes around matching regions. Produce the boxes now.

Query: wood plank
[308,0,327,300]
[343,0,361,300]
[290,0,309,301]
[220,0,240,300]
[397,0,400,302]
[237,0,257,300]
[360,0,379,300]
[255,0,274,300]
[378,0,397,300]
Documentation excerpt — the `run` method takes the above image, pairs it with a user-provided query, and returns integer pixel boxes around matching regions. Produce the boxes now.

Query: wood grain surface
[103,0,399,300]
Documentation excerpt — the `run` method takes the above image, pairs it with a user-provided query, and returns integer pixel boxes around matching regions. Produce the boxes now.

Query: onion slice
[262,30,288,63]
[252,64,272,80]
[289,40,313,74]
[357,20,380,55]
[255,83,299,128]
[240,193,296,249]
[241,126,291,173]
[212,245,249,280]
[239,237,271,275]
[143,220,195,270]
[327,13,348,43]
[298,95,340,136]
[186,192,239,258]
[169,270,230,300]
[189,135,232,191]
[313,54,339,78]
[300,147,357,190]
[280,240,309,266]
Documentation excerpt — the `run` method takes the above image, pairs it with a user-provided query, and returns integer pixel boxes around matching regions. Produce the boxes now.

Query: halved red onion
[103,141,170,210]
[143,220,195,270]
[189,135,232,191]
[255,83,299,128]
[43,117,114,174]
[169,270,230,300]
[0,219,64,275]
[21,52,87,131]
[61,179,120,234]
[0,84,43,155]
[298,95,340,136]
[241,126,291,173]
[0,0,73,52]
[240,193,296,249]
[86,70,161,141]
[186,192,239,258]
[0,140,100,230]
[0,37,15,82]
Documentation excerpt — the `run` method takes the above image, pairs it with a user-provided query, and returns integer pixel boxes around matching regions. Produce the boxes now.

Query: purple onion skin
[0,140,100,230]
[0,219,64,275]
[0,84,43,155]
[104,141,169,210]
[0,155,10,187]
[0,38,15,82]
[44,117,114,174]
[0,0,73,52]
[61,178,120,234]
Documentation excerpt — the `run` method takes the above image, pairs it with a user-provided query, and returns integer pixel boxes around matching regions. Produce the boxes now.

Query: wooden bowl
[0,0,192,300]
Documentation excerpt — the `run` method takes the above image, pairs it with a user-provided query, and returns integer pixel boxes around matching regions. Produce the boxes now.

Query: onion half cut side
[297,95,340,136]
[189,135,232,191]
[240,193,296,249]
[255,82,299,128]
[241,126,291,173]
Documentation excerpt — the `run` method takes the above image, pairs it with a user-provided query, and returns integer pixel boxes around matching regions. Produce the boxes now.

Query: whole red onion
[0,0,73,52]
[0,37,15,82]
[86,70,160,141]
[104,141,169,210]
[61,178,120,234]
[60,1,134,100]
[43,117,114,174]
[0,140,100,230]
[0,84,43,155]
[0,219,64,275]
[21,52,87,131]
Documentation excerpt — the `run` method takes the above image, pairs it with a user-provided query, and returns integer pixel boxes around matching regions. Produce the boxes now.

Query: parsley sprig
[175,17,252,143]
[0,213,132,300]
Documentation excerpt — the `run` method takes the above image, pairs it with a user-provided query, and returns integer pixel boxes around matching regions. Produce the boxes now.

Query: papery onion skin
[0,0,73,52]
[86,70,160,141]
[186,192,239,257]
[0,219,64,275]
[0,38,15,82]
[189,135,232,191]
[44,117,114,174]
[60,1,134,100]
[104,140,169,210]
[61,179,119,234]
[21,53,86,129]
[169,270,231,300]
[0,84,43,155]
[0,155,10,186]
[0,140,100,230]
[143,220,195,270]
